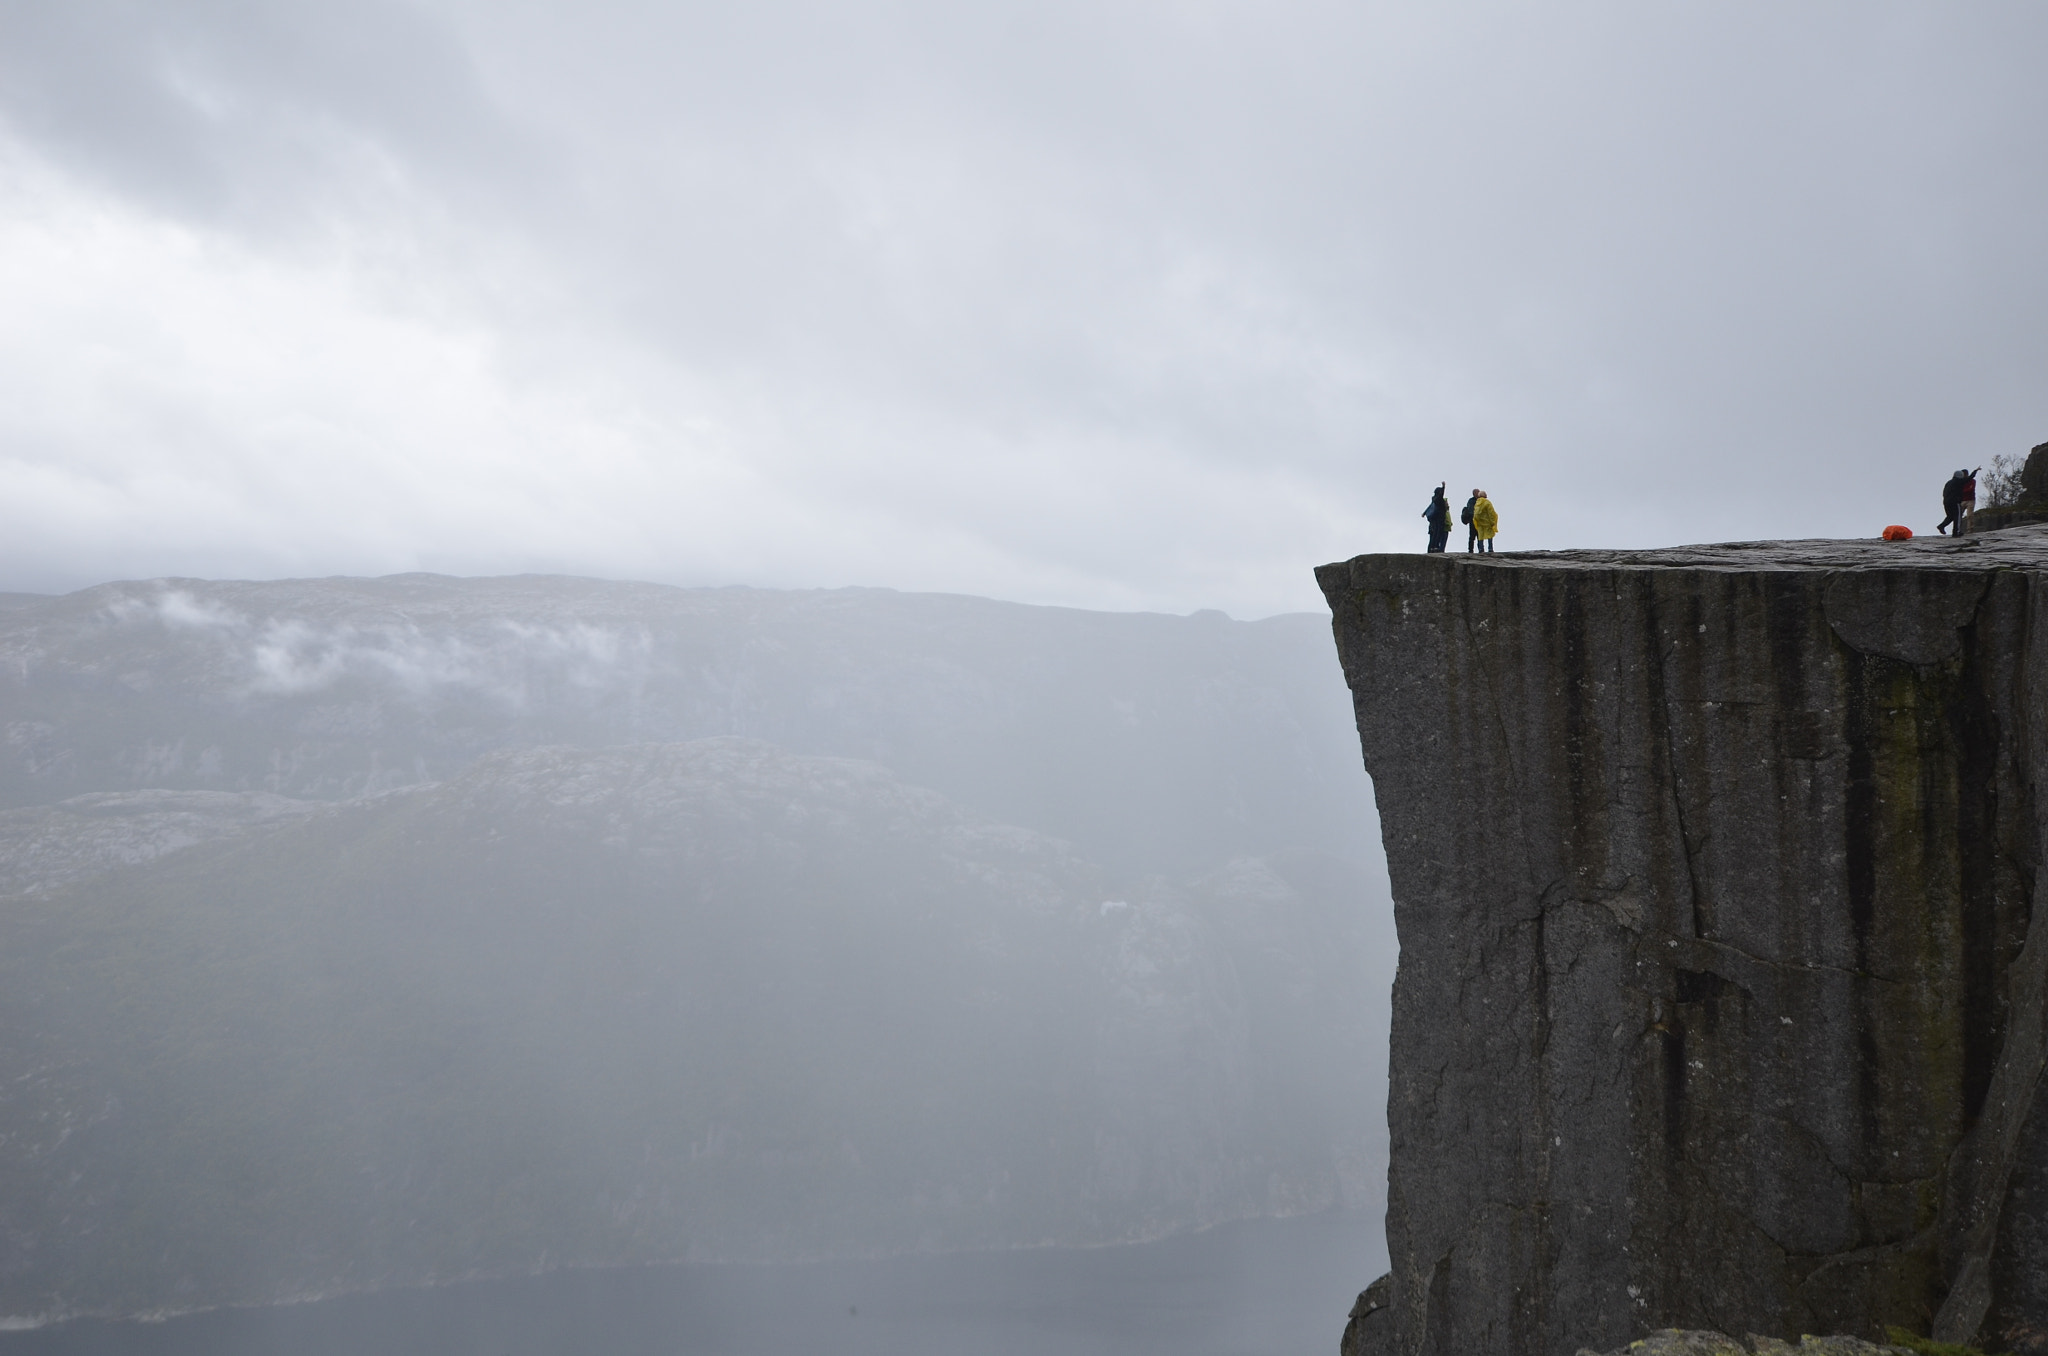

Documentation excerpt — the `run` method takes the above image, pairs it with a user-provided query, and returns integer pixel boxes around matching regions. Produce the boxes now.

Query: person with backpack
[1460,489,1479,552]
[1423,484,1452,552]
[1472,491,1498,552]
[1938,468,1980,535]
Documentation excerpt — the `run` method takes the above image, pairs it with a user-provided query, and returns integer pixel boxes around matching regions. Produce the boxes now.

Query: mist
[0,574,1392,1353]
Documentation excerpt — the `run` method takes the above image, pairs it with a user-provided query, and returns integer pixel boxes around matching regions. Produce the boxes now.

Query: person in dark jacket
[1423,484,1452,552]
[1938,467,1980,535]
[1460,489,1480,552]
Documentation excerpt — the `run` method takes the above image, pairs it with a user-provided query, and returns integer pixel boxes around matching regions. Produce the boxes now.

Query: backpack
[1459,501,1474,525]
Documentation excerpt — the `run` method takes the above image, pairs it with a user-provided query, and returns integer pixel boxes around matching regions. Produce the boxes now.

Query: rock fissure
[1932,886,2048,1341]
[1679,937,1888,985]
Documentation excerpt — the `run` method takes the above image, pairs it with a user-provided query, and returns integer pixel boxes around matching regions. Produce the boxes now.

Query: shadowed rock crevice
[1320,526,2048,1356]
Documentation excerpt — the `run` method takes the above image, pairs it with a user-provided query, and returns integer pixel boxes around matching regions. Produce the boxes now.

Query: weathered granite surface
[1574,1332,1913,1356]
[1321,524,2048,1356]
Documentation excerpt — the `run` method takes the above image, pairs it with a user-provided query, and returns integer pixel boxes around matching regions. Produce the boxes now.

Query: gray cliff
[1320,526,2048,1356]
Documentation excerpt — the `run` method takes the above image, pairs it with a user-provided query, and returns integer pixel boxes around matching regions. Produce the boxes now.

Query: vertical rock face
[1319,528,2048,1356]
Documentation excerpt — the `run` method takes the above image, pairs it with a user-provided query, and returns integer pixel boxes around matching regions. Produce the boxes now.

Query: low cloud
[108,585,657,708]
[248,617,657,707]
[1,2,2045,611]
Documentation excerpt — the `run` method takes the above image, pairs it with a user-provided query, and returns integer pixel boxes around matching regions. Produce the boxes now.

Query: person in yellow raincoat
[1472,491,1498,552]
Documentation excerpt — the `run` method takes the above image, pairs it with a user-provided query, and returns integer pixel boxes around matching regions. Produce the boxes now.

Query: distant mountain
[0,575,1372,875]
[0,578,1391,1322]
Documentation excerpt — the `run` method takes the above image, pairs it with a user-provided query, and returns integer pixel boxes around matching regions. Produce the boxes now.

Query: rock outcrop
[1974,443,2048,533]
[1321,526,2048,1356]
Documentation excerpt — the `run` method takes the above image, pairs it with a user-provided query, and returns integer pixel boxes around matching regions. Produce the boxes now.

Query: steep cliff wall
[1320,527,2048,1356]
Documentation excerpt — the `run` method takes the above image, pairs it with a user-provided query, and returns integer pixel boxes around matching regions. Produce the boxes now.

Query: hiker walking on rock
[1938,468,1979,535]
[1460,489,1480,552]
[1471,490,1498,553]
[1423,484,1452,553]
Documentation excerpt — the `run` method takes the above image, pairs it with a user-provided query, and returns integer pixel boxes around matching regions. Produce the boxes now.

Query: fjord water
[0,1209,1378,1356]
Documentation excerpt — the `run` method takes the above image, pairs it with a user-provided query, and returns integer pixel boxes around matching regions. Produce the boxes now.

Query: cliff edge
[1319,525,2048,1356]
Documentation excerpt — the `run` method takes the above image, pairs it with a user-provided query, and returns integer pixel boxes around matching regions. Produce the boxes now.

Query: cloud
[0,1,2045,614]
[97,584,657,707]
[243,615,658,706]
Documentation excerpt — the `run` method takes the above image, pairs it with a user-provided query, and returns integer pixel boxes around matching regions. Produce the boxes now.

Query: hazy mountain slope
[0,790,317,897]
[0,740,1378,1320]
[0,576,1369,875]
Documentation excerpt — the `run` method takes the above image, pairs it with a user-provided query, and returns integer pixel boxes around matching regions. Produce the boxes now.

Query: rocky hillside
[0,575,1369,875]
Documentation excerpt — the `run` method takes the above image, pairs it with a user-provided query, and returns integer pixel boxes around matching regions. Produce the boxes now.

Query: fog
[2,5,2047,612]
[0,575,1391,1352]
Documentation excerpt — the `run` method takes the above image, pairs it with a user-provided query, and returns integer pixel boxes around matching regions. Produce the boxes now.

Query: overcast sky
[0,2,2043,616]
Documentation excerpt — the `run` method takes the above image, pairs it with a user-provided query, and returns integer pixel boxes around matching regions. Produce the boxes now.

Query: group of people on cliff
[1937,467,1980,535]
[1423,467,1985,553]
[1422,469,1963,552]
[1422,486,1497,553]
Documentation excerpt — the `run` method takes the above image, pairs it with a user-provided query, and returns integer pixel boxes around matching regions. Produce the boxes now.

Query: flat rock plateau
[1321,525,2048,1356]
